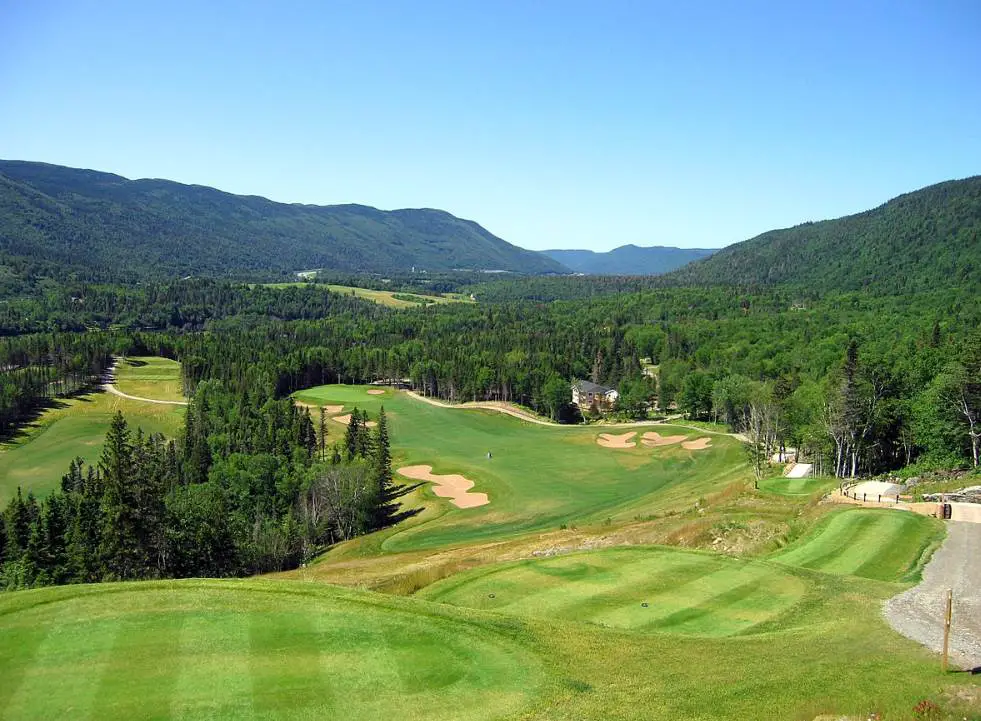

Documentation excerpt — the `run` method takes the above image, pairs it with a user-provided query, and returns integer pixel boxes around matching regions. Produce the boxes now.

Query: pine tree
[318,407,328,462]
[345,409,360,461]
[97,412,139,580]
[370,407,400,529]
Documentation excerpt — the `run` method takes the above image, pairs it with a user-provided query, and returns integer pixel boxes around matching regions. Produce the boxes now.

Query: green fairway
[293,385,748,552]
[770,507,943,582]
[0,580,541,721]
[419,546,808,637]
[757,474,837,497]
[0,360,185,501]
[114,356,185,401]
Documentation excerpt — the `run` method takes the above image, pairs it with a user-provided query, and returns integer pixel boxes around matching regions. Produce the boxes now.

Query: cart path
[101,359,189,406]
[403,391,747,440]
[883,521,981,670]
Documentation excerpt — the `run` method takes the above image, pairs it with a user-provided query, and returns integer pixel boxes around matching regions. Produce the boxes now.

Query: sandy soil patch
[398,465,489,509]
[295,402,344,414]
[597,431,638,449]
[366,389,386,395]
[332,414,377,428]
[641,432,686,447]
[682,437,712,450]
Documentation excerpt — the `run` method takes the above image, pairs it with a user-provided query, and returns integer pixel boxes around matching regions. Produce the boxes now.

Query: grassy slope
[293,385,747,552]
[0,580,541,721]
[113,356,185,401]
[770,507,943,582]
[0,360,184,501]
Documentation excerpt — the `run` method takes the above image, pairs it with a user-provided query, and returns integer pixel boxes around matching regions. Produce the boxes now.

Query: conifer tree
[97,412,140,579]
[370,407,400,528]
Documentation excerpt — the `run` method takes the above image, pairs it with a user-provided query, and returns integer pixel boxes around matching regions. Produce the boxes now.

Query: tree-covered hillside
[0,160,567,281]
[667,176,981,292]
[542,244,716,275]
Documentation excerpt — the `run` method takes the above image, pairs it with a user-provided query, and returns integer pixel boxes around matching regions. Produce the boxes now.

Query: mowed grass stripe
[90,610,185,720]
[770,508,943,582]
[248,606,331,715]
[171,611,254,721]
[421,547,808,638]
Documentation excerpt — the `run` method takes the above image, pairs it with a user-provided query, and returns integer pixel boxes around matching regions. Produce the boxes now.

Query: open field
[113,356,185,401]
[263,282,472,308]
[292,385,749,552]
[0,360,185,501]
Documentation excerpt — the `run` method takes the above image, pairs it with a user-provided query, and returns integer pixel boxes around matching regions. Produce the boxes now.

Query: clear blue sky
[1,1,979,251]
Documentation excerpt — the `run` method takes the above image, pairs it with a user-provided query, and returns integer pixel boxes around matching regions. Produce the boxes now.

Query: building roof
[573,379,612,395]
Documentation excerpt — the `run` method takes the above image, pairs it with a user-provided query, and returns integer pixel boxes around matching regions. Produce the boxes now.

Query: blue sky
[1,1,979,251]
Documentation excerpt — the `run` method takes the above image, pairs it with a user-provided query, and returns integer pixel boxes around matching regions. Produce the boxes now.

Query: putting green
[418,547,807,637]
[0,580,541,721]
[293,385,747,553]
[770,507,942,582]
[114,356,185,401]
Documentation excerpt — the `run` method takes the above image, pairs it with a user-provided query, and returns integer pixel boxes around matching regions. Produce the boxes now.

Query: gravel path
[883,521,981,670]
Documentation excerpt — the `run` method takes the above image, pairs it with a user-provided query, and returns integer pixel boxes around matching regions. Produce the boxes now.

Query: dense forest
[1,166,979,591]
[0,160,565,283]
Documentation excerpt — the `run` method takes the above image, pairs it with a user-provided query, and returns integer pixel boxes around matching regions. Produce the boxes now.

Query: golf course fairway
[0,580,540,721]
[419,546,809,637]
[292,385,747,552]
[0,358,185,502]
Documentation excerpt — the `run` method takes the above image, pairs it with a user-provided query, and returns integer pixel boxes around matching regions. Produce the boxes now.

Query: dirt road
[884,521,981,670]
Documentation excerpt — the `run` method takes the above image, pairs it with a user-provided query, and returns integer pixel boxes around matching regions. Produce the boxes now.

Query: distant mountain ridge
[666,176,981,292]
[0,160,567,281]
[542,244,717,275]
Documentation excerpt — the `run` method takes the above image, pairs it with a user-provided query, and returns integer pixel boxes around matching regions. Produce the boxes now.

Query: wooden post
[941,589,952,672]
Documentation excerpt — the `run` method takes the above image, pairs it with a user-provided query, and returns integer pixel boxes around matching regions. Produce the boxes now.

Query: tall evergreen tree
[370,407,399,528]
[97,412,140,580]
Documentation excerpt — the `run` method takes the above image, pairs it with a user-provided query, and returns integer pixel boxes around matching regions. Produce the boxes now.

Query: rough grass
[0,360,185,502]
[293,385,748,553]
[770,507,944,582]
[114,356,185,401]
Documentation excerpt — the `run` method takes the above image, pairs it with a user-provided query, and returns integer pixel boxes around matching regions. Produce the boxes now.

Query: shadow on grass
[0,384,103,444]
[123,359,148,367]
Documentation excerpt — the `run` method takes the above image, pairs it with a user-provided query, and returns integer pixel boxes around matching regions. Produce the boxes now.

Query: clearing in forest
[293,385,746,553]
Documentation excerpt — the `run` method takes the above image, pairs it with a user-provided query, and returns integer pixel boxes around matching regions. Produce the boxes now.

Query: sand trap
[332,414,377,428]
[296,402,344,414]
[398,465,489,509]
[366,389,385,395]
[682,437,712,450]
[641,432,687,447]
[597,432,638,448]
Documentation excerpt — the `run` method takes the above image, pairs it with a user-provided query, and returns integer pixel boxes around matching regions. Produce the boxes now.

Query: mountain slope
[667,176,981,291]
[0,160,567,280]
[542,244,717,275]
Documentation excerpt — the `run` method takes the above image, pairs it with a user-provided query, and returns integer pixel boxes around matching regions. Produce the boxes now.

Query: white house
[571,380,619,411]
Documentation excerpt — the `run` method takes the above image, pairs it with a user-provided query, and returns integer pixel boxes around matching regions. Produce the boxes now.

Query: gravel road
[884,521,981,670]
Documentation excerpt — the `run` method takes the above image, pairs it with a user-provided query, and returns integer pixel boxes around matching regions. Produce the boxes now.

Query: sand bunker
[398,465,489,509]
[641,432,687,447]
[295,402,344,414]
[332,414,377,428]
[366,389,385,395]
[596,432,638,449]
[682,437,712,450]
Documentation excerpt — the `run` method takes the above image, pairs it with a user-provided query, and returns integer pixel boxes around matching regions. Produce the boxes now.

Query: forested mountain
[667,176,981,292]
[0,160,567,281]
[542,244,717,275]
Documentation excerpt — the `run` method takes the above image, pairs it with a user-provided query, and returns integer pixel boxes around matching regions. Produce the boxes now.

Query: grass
[3,561,978,720]
[114,356,185,401]
[0,360,185,502]
[293,385,748,553]
[418,546,810,637]
[262,282,472,308]
[770,507,944,582]
[0,580,541,721]
[757,474,838,497]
